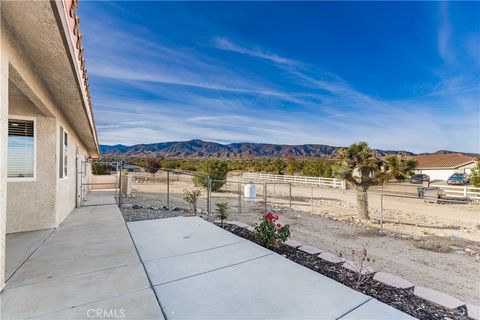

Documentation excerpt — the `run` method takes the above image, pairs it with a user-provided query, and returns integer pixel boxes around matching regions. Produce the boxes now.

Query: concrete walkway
[1,205,163,319]
[127,217,413,319]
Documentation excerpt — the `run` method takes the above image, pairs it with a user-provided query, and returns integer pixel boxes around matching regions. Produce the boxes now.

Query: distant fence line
[242,172,346,190]
[431,184,480,200]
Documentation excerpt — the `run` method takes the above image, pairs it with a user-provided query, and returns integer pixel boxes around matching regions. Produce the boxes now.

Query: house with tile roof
[414,154,477,181]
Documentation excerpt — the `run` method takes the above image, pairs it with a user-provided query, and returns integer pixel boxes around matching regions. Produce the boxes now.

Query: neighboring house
[414,154,477,181]
[0,0,99,290]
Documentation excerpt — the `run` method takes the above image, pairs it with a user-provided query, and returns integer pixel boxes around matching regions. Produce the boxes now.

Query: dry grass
[410,238,452,253]
[356,228,387,238]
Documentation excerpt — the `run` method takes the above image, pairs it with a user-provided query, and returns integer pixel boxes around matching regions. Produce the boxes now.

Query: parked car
[447,173,470,185]
[409,174,430,184]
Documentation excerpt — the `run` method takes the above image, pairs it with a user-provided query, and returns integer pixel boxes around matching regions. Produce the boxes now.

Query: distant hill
[99,140,418,158]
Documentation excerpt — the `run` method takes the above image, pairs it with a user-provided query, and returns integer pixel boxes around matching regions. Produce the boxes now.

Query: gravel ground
[119,197,193,222]
[223,224,469,320]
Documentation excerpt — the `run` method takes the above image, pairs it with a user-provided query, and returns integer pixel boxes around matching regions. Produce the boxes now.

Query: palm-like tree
[336,142,417,220]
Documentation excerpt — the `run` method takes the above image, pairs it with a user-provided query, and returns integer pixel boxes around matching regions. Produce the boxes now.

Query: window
[8,118,35,179]
[59,126,68,178]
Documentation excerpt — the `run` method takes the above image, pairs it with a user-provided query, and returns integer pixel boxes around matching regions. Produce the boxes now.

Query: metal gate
[78,160,121,206]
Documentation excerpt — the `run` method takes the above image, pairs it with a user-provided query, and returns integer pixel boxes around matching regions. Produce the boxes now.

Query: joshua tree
[336,142,416,220]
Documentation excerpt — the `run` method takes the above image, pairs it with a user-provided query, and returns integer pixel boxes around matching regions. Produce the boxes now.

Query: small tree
[215,202,229,226]
[193,159,229,191]
[183,189,201,214]
[471,159,480,187]
[92,163,110,175]
[285,157,301,175]
[144,156,161,174]
[336,142,416,220]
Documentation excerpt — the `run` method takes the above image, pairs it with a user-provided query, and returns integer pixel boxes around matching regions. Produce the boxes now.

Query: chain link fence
[124,169,478,237]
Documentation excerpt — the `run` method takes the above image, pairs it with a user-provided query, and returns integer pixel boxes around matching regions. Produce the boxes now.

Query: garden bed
[221,223,469,320]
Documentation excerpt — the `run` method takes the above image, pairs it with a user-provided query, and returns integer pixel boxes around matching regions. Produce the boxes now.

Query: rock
[150,206,159,211]
[413,287,465,310]
[373,272,414,289]
[284,239,303,248]
[121,204,133,209]
[162,206,169,210]
[132,204,141,209]
[465,248,476,254]
[298,245,322,255]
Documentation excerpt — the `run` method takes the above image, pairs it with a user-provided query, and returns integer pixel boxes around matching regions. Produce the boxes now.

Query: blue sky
[79,1,479,153]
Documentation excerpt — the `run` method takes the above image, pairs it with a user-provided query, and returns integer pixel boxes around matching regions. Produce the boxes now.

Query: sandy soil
[129,174,480,304]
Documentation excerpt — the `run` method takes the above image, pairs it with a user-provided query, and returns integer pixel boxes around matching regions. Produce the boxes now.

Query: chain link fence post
[118,161,123,207]
[380,193,384,230]
[238,182,242,214]
[263,182,267,211]
[289,183,292,209]
[166,170,170,208]
[311,186,314,214]
[207,177,212,215]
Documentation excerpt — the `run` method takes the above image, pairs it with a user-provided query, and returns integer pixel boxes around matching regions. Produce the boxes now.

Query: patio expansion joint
[26,287,152,320]
[334,297,372,319]
[142,240,247,263]
[4,262,140,291]
[153,252,274,287]
[5,228,56,283]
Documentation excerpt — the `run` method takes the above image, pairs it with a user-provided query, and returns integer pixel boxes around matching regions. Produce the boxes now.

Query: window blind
[8,119,35,178]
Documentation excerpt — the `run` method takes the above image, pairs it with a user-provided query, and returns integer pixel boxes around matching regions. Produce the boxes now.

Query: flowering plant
[254,211,291,249]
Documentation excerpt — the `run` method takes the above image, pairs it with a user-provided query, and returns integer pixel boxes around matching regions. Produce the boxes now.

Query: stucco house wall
[416,163,476,181]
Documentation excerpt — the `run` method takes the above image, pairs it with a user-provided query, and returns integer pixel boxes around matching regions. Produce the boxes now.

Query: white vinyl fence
[242,172,346,189]
[431,184,480,200]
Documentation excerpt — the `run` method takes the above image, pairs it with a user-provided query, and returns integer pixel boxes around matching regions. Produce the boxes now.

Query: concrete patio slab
[2,264,150,319]
[6,205,139,288]
[5,228,53,279]
[128,216,411,320]
[144,241,272,285]
[34,289,163,320]
[127,216,241,261]
[154,253,371,319]
[1,205,162,320]
[338,299,415,319]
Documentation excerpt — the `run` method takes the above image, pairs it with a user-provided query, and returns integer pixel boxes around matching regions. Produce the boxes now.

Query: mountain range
[100,139,433,158]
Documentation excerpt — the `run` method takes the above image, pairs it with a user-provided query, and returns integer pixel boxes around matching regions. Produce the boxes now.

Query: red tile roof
[415,154,476,169]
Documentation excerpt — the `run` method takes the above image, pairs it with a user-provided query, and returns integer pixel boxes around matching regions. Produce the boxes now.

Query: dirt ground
[128,174,480,305]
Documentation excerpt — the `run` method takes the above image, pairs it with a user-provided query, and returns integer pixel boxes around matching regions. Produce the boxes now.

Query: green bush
[92,163,110,175]
[254,212,290,249]
[301,159,333,177]
[215,202,229,226]
[193,159,228,191]
[183,189,201,214]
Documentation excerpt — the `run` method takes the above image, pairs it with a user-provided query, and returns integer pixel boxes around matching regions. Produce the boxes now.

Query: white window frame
[59,126,69,180]
[7,115,37,182]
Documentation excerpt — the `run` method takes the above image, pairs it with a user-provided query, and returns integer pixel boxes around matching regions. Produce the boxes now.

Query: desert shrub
[161,159,181,169]
[301,159,333,177]
[179,160,199,171]
[215,202,229,226]
[193,159,228,191]
[144,156,161,173]
[471,160,480,187]
[254,212,290,249]
[339,246,375,289]
[92,163,110,175]
[285,157,302,175]
[183,189,201,214]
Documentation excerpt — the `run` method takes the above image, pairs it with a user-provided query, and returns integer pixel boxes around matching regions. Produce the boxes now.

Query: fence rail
[431,184,480,200]
[242,172,346,189]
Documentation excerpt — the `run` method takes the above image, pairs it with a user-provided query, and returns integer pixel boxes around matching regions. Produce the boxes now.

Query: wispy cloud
[211,37,299,66]
[80,2,480,153]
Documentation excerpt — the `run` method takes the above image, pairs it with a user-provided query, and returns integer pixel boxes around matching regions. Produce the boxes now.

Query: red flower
[267,214,274,221]
[274,215,279,220]
[276,223,282,228]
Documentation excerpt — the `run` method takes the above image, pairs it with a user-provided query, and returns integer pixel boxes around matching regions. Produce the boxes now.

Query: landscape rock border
[221,221,476,320]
